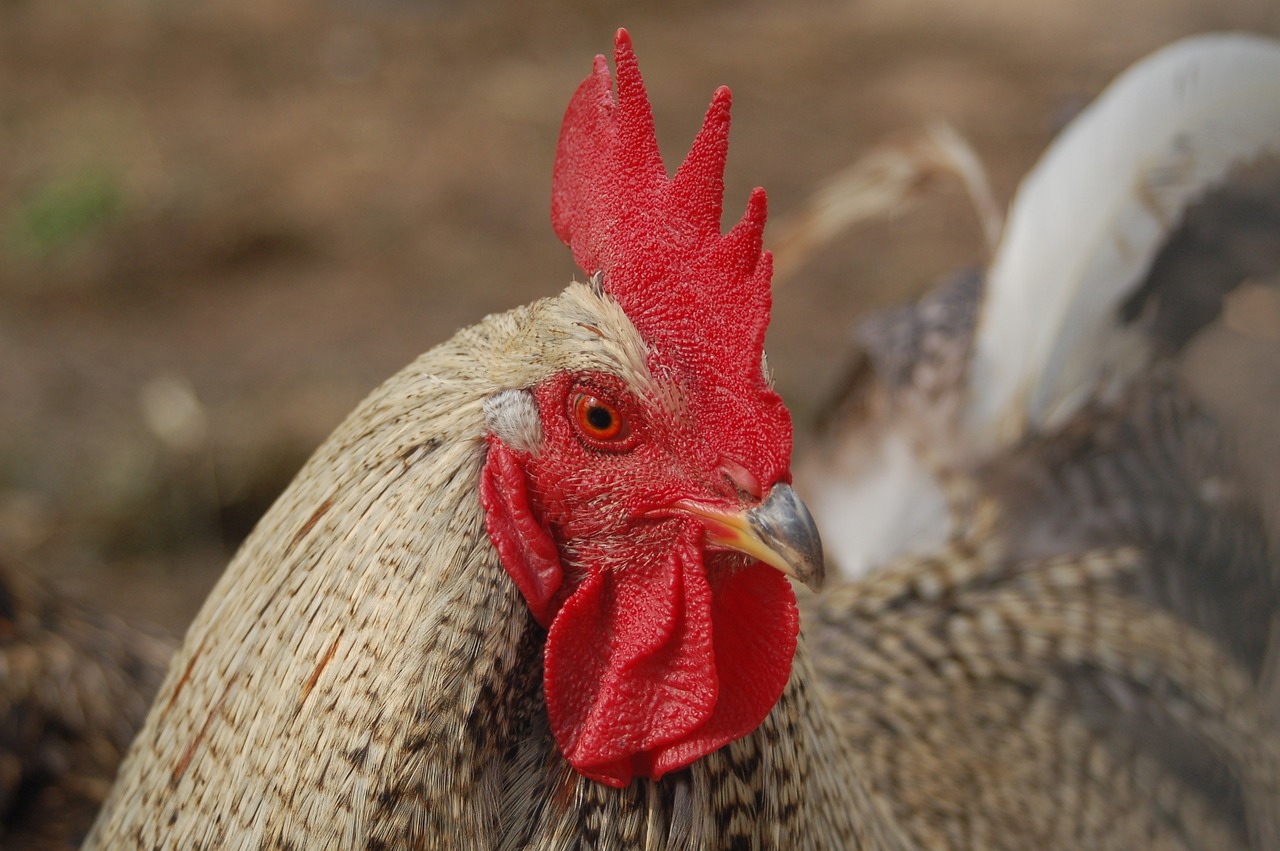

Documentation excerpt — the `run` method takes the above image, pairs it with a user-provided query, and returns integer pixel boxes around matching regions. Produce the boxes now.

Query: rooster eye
[571,392,631,448]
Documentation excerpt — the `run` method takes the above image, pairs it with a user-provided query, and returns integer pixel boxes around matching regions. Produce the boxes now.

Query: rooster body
[800,32,1280,849]
[806,368,1280,848]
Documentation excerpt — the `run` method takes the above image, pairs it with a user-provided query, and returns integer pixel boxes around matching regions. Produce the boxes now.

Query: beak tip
[800,566,825,594]
[747,483,826,594]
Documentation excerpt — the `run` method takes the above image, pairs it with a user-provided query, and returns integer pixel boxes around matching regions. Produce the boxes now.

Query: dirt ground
[2,0,1279,634]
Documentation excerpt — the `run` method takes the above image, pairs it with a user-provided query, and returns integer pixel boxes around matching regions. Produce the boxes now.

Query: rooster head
[479,29,822,788]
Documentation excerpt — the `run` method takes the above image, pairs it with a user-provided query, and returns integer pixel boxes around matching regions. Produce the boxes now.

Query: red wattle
[479,440,565,627]
[645,559,798,779]
[542,523,799,787]
[544,525,714,786]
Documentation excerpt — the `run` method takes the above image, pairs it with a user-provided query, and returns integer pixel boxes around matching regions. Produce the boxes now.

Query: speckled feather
[809,511,1279,848]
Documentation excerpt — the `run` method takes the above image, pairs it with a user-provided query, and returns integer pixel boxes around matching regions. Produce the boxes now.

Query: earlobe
[479,438,564,627]
[483,388,544,454]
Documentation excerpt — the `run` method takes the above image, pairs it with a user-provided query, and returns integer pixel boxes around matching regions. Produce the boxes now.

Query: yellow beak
[675,483,826,592]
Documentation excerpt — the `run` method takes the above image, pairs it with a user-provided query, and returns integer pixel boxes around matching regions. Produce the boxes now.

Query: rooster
[65,28,1280,851]
[84,29,908,850]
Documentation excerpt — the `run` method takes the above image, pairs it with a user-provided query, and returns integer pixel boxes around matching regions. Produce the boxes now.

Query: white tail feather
[965,33,1280,450]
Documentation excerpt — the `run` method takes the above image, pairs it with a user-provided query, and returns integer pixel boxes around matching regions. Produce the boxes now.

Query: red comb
[551,29,772,366]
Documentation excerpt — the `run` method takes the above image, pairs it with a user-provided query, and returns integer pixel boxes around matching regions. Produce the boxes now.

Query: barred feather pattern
[808,531,1279,849]
[984,370,1279,674]
[0,563,173,850]
[802,323,1280,849]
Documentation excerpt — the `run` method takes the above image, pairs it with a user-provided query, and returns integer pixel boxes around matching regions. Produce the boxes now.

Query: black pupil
[586,404,614,432]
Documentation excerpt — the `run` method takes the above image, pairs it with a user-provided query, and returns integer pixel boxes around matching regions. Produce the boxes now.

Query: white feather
[803,428,951,580]
[965,33,1280,450]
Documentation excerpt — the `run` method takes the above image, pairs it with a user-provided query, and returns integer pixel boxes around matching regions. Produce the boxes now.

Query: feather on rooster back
[803,32,1280,582]
[798,31,1280,849]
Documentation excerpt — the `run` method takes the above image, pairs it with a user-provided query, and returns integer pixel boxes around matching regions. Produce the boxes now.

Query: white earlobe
[484,388,544,454]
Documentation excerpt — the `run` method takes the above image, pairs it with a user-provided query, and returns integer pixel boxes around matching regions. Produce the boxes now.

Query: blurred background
[2,0,1279,634]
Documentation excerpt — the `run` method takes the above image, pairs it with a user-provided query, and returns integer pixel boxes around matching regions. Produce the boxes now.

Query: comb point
[551,32,774,369]
[672,86,734,231]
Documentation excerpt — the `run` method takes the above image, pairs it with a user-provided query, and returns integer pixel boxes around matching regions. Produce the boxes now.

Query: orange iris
[572,392,627,443]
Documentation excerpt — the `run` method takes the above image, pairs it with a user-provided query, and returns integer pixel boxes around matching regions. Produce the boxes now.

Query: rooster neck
[85,308,557,847]
[86,290,908,848]
[488,646,909,850]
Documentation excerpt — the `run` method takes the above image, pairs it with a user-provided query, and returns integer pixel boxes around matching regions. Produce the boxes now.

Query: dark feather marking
[287,498,334,555]
[170,674,239,785]
[160,637,207,721]
[345,744,370,769]
[399,437,443,469]
[299,632,343,709]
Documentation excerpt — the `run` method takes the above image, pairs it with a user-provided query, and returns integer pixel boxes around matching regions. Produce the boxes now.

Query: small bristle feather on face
[479,29,823,787]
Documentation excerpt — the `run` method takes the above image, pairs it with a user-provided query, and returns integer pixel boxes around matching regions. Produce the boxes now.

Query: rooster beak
[676,484,826,592]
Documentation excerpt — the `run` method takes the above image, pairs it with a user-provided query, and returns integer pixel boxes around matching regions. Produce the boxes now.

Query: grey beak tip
[752,483,826,593]
[803,563,827,594]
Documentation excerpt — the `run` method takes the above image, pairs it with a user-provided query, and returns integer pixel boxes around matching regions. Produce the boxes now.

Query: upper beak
[675,483,826,592]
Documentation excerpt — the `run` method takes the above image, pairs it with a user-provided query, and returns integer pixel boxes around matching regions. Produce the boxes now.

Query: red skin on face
[481,367,797,787]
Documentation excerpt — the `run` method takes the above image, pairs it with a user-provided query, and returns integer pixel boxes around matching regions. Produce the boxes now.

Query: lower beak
[675,483,826,592]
